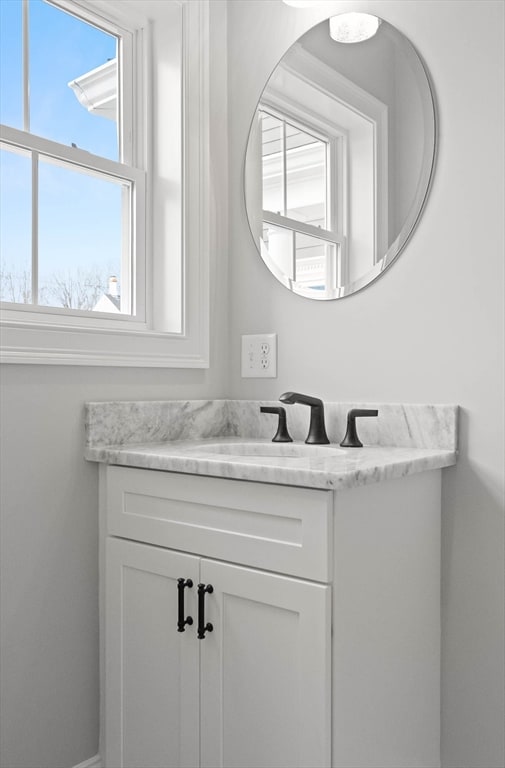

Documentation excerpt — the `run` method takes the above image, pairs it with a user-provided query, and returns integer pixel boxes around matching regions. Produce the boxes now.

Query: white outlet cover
[241,333,277,378]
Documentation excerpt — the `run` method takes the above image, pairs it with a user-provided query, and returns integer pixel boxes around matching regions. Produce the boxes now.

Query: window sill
[0,319,209,367]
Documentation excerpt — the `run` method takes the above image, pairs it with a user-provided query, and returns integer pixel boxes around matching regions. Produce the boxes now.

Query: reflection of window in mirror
[249,44,390,293]
[245,19,436,301]
[261,112,327,226]
[258,107,345,294]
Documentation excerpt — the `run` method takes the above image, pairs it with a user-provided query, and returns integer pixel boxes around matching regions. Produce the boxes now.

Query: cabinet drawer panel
[107,466,332,581]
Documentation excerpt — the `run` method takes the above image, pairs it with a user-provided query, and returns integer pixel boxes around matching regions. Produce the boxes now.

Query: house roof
[93,293,121,313]
[68,58,117,121]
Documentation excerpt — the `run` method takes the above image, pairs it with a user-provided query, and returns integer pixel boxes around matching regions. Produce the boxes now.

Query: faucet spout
[279,391,330,445]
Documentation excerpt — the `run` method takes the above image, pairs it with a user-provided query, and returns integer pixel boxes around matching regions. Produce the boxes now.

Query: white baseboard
[72,754,102,768]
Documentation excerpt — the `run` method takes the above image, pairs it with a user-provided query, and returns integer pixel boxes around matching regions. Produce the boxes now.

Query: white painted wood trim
[268,45,389,263]
[263,210,344,246]
[180,0,210,357]
[282,45,387,131]
[1,123,147,326]
[72,753,102,768]
[0,126,143,181]
[0,0,210,368]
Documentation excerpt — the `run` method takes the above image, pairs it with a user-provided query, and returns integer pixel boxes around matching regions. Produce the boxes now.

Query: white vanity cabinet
[105,539,200,768]
[100,463,442,768]
[102,466,332,768]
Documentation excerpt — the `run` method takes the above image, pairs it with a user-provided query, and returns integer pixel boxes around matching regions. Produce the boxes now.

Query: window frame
[0,0,210,367]
[258,102,347,296]
[271,44,389,268]
[254,42,389,300]
[0,126,147,328]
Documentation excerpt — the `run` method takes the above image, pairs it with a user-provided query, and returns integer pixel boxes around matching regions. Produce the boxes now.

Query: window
[0,0,210,367]
[0,0,144,321]
[259,108,344,292]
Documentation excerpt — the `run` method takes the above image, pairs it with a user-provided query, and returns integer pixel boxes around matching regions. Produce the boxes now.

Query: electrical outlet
[241,334,277,378]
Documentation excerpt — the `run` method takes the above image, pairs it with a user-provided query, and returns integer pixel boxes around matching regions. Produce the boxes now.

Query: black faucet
[279,392,330,445]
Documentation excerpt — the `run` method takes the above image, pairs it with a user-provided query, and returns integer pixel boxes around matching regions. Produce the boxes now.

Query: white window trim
[259,103,346,291]
[259,103,344,233]
[266,43,389,266]
[0,0,210,367]
[0,126,146,326]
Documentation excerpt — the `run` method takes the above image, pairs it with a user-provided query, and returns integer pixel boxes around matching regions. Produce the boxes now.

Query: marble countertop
[85,436,457,491]
[85,399,458,490]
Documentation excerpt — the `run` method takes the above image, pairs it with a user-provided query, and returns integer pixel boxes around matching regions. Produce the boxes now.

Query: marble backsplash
[86,400,458,452]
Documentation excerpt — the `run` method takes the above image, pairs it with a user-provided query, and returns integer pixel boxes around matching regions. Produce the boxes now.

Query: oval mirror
[244,13,436,299]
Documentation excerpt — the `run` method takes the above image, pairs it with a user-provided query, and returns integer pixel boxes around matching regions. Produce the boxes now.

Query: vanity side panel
[332,470,441,768]
[98,463,107,764]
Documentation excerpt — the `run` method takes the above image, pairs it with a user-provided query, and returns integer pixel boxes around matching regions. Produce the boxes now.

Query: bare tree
[45,267,109,310]
[0,263,113,310]
[0,265,32,304]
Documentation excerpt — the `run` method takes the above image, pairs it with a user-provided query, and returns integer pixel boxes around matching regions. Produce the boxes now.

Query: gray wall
[0,368,226,768]
[1,2,503,767]
[0,4,229,766]
[227,2,504,768]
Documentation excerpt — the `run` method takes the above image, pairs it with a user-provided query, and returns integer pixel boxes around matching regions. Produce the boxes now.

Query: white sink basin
[185,442,346,459]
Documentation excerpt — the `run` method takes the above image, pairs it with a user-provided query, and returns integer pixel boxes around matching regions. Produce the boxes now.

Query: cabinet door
[199,560,331,768]
[105,537,200,768]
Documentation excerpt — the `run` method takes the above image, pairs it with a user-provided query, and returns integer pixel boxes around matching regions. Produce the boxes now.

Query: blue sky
[0,0,122,302]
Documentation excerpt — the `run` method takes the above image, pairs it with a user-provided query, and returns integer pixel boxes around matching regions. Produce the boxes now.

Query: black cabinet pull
[177,578,193,632]
[197,583,214,639]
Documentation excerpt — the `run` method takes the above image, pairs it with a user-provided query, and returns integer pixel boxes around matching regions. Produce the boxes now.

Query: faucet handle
[260,406,293,443]
[340,408,378,448]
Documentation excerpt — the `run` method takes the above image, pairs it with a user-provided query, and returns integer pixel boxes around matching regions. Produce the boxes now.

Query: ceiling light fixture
[329,12,381,43]
[282,1,326,7]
